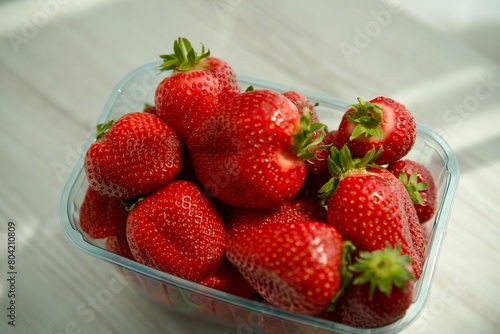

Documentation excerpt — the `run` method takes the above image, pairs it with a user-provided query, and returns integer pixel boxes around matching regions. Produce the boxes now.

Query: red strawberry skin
[126,180,226,282]
[105,233,134,260]
[226,220,344,315]
[155,58,239,143]
[84,112,181,199]
[206,57,240,102]
[200,257,256,299]
[79,187,128,239]
[337,97,416,165]
[282,90,320,124]
[187,89,306,208]
[228,197,326,240]
[318,278,414,328]
[326,167,425,278]
[387,159,437,223]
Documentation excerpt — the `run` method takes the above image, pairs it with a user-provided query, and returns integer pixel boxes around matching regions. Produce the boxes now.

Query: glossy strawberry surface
[84,112,181,199]
[226,220,344,315]
[126,180,226,282]
[187,89,306,208]
[388,159,438,224]
[155,38,239,142]
[337,96,416,165]
[326,167,425,278]
[228,197,327,240]
[79,186,128,239]
[200,257,256,299]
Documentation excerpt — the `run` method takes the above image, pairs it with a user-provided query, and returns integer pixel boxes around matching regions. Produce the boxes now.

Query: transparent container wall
[60,62,459,334]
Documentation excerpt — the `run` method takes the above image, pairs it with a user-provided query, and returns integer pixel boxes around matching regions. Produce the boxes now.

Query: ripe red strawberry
[84,112,181,199]
[200,257,256,299]
[282,90,320,124]
[304,129,340,176]
[105,233,134,260]
[187,89,326,208]
[79,186,128,239]
[387,159,437,223]
[228,197,327,239]
[226,220,346,315]
[126,180,226,282]
[320,146,426,279]
[155,37,240,142]
[336,97,416,165]
[283,90,335,176]
[317,244,415,328]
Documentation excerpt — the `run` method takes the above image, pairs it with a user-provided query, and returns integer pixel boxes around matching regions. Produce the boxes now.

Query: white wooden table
[1,1,499,333]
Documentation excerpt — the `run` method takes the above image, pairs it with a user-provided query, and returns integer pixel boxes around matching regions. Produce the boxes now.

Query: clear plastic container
[59,62,460,334]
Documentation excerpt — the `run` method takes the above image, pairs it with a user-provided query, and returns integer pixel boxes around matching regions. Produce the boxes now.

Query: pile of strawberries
[79,38,438,329]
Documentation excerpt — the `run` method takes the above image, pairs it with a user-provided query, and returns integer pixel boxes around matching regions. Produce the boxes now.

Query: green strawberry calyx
[347,98,384,140]
[95,120,114,141]
[292,113,330,160]
[399,171,427,205]
[158,37,211,72]
[349,243,414,300]
[318,145,383,202]
[120,196,145,212]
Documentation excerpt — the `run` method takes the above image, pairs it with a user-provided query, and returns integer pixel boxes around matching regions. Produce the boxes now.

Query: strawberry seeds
[79,37,437,329]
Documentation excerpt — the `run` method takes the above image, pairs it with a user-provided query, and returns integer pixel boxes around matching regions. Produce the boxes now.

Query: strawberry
[126,180,226,282]
[143,103,158,116]
[228,197,327,239]
[387,159,437,224]
[187,89,326,208]
[155,37,240,142]
[320,146,426,279]
[79,186,128,239]
[200,257,256,299]
[282,90,320,124]
[304,130,340,179]
[84,112,181,199]
[226,220,347,315]
[336,97,416,165]
[283,90,336,177]
[105,233,134,260]
[175,144,197,182]
[317,244,415,328]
